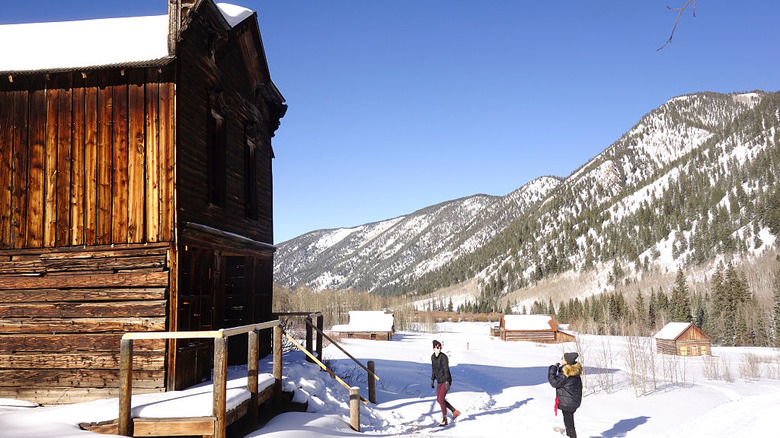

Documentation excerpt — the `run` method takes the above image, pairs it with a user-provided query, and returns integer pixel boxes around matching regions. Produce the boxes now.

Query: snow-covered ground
[2,322,779,437]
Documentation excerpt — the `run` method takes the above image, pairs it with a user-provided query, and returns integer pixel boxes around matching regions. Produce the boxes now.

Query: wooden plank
[26,86,46,247]
[112,79,129,244]
[128,71,145,244]
[0,92,13,248]
[0,368,164,388]
[0,386,163,405]
[44,86,58,247]
[55,80,72,247]
[0,316,167,334]
[0,254,168,274]
[96,74,113,244]
[71,80,86,245]
[0,242,169,258]
[145,70,160,243]
[158,82,174,242]
[0,351,165,370]
[132,417,216,437]
[0,270,169,290]
[0,288,166,303]
[0,300,168,318]
[11,90,29,248]
[84,75,98,245]
[0,333,165,352]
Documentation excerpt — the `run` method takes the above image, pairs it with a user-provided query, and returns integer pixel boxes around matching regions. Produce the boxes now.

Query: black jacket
[431,352,452,384]
[548,362,582,411]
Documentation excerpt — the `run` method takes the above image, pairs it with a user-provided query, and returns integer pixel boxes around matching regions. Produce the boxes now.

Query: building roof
[502,314,557,331]
[331,311,394,333]
[0,2,252,74]
[653,322,694,340]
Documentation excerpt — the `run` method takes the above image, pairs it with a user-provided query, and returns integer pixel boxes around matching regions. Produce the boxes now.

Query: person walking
[548,352,583,438]
[430,340,460,426]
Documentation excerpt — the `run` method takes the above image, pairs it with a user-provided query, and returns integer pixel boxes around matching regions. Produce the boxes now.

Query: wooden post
[213,336,228,438]
[305,316,313,363]
[316,314,323,361]
[248,329,259,427]
[367,361,376,404]
[118,338,133,436]
[273,325,283,399]
[349,386,360,432]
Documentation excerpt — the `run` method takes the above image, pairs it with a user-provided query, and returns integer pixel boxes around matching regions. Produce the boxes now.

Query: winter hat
[564,352,578,364]
[433,340,442,348]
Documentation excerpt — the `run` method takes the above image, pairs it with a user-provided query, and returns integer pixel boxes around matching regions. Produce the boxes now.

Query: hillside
[274,91,780,304]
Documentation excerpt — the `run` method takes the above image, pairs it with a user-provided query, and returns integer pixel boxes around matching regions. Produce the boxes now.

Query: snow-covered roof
[331,311,394,333]
[503,314,557,331]
[0,3,253,74]
[653,322,692,340]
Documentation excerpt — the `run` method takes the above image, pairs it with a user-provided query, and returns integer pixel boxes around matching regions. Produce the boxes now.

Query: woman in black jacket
[430,340,460,426]
[548,352,583,438]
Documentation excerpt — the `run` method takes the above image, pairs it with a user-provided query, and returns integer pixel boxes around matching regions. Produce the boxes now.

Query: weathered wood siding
[175,5,277,245]
[0,69,176,250]
[0,243,171,404]
[500,329,558,343]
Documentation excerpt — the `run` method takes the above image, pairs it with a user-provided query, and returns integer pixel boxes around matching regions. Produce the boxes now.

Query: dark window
[245,133,258,220]
[207,110,226,207]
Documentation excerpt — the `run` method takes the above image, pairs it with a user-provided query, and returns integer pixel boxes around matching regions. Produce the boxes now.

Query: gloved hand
[431,379,435,388]
[445,381,451,391]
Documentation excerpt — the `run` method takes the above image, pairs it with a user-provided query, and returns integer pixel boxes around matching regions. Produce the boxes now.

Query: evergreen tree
[669,270,692,322]
[774,267,780,346]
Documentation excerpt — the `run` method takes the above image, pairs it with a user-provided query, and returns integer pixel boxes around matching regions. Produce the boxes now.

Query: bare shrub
[702,355,721,380]
[765,354,780,380]
[738,353,763,381]
[722,358,733,383]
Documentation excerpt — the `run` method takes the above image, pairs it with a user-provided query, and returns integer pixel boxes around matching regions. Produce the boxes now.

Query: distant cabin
[654,322,712,356]
[331,311,395,340]
[0,0,286,404]
[499,314,575,343]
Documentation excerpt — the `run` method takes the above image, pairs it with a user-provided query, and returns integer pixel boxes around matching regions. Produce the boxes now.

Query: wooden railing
[117,320,283,438]
[274,311,323,361]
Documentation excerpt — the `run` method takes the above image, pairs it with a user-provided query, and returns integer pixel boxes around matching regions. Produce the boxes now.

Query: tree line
[525,264,780,347]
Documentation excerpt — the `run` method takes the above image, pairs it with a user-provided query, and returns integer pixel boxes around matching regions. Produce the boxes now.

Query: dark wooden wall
[0,68,176,250]
[0,244,170,404]
[174,4,276,245]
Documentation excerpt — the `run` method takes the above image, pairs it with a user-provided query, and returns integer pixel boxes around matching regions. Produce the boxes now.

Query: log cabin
[0,0,286,404]
[330,311,395,341]
[498,314,575,343]
[654,322,712,356]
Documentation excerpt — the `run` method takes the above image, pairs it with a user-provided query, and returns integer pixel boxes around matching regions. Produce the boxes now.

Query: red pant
[436,382,456,417]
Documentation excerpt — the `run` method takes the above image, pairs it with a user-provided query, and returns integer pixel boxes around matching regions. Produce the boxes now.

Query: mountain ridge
[274,90,780,304]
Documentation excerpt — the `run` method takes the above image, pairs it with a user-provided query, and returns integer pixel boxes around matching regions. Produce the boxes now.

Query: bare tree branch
[658,0,697,51]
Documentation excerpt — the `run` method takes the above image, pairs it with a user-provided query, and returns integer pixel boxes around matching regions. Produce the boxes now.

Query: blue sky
[3,1,779,243]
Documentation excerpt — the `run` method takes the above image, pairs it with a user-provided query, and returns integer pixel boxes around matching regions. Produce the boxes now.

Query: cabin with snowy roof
[654,322,712,356]
[499,314,575,343]
[0,0,286,404]
[331,311,395,340]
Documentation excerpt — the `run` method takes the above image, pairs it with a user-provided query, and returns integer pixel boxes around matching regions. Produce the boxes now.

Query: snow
[0,3,252,73]
[331,311,394,333]
[653,322,693,340]
[502,314,556,331]
[3,322,780,437]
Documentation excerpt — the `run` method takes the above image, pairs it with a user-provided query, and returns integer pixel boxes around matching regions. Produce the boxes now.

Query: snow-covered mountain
[274,91,780,298]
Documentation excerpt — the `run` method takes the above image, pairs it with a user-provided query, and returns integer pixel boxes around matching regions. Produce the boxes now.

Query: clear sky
[3,1,779,243]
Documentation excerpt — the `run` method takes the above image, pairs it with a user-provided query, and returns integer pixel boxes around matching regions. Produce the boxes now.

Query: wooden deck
[81,383,275,437]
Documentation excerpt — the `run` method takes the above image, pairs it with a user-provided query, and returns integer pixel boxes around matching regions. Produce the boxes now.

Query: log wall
[0,68,176,250]
[0,243,171,404]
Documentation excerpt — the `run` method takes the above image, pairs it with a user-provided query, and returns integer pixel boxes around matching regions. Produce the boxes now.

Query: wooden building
[331,311,395,340]
[0,0,286,404]
[498,314,575,343]
[654,322,712,356]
